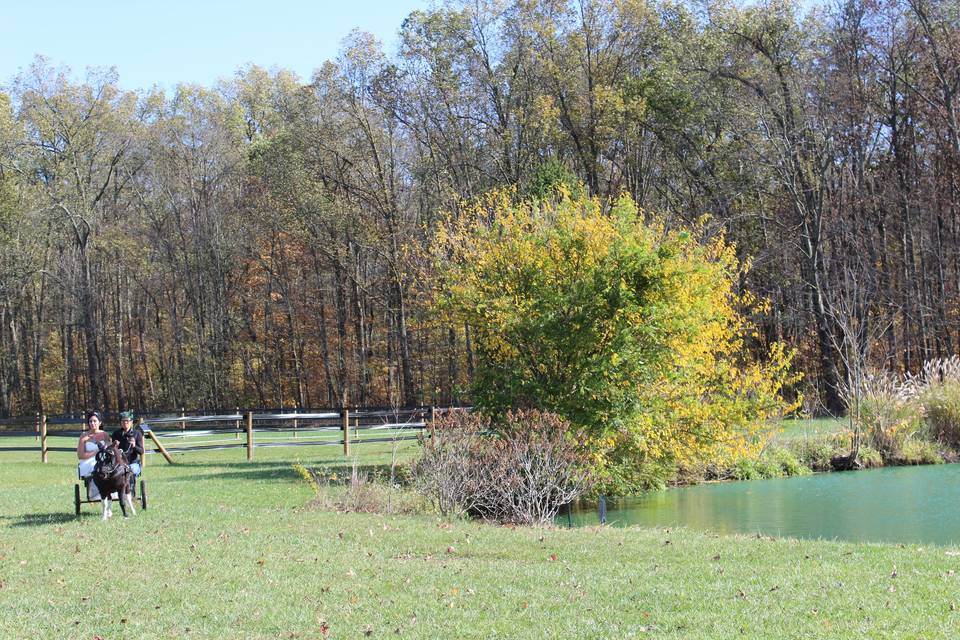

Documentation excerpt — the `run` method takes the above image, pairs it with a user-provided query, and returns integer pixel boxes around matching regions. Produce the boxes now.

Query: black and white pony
[92,441,136,520]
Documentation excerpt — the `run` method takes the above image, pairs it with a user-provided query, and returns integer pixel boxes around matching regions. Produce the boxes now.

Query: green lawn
[2,435,960,638]
[771,417,847,442]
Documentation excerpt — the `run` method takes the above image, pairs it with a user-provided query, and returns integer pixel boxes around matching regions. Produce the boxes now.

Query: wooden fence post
[293,405,298,440]
[146,429,174,464]
[35,412,40,442]
[180,407,186,438]
[235,407,240,440]
[429,406,436,445]
[40,414,48,463]
[246,411,254,461]
[138,418,146,470]
[342,408,350,456]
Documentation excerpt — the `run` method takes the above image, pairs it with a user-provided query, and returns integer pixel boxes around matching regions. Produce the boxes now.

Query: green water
[570,464,960,545]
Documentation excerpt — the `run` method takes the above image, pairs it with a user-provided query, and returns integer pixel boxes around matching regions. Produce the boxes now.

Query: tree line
[0,0,957,417]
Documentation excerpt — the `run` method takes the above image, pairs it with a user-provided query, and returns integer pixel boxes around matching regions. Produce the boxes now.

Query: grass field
[771,417,847,442]
[3,434,960,638]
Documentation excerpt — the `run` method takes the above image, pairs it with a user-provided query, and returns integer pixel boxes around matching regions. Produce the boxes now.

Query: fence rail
[0,407,456,463]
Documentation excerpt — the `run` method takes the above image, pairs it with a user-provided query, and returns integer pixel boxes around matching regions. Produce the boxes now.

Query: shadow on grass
[1,511,86,527]
[165,464,413,492]
[165,460,405,481]
[162,464,303,485]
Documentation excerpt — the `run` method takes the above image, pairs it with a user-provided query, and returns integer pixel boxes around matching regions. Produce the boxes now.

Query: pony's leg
[101,497,111,520]
[124,491,136,516]
[119,492,128,517]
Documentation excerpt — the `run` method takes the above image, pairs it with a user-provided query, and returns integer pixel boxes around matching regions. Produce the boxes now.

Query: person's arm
[77,435,94,460]
[133,430,145,457]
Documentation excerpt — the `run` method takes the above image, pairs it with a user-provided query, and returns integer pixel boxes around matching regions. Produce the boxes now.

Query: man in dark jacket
[112,411,144,489]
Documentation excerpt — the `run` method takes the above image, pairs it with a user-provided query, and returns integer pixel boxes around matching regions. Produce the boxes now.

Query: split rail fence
[0,407,452,464]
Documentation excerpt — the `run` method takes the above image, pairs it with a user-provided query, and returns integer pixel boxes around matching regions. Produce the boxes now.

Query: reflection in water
[569,464,960,545]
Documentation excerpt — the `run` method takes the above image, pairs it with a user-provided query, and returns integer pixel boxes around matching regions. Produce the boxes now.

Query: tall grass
[855,372,924,460]
[919,356,960,449]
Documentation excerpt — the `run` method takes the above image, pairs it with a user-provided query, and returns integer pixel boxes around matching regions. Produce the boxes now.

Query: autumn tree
[437,190,797,491]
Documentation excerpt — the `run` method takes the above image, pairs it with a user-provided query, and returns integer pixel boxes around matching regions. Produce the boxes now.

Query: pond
[568,463,960,545]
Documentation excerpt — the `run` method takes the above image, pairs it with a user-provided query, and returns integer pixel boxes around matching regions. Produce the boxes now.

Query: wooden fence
[0,407,452,463]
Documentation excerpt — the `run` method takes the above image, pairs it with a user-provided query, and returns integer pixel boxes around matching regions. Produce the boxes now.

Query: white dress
[78,440,100,478]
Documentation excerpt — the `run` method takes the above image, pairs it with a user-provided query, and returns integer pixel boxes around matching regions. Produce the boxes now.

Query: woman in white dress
[77,411,110,478]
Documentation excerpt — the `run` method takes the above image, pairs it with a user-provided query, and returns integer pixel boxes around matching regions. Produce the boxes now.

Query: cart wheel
[140,480,147,510]
[74,484,81,516]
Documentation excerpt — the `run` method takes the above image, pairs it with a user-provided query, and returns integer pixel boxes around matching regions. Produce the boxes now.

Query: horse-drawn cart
[74,473,147,516]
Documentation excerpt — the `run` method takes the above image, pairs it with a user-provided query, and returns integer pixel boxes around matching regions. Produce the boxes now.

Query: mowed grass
[3,435,960,638]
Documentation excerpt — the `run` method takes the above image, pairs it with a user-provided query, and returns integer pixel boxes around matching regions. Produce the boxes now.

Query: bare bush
[409,410,490,518]
[410,409,592,526]
[472,410,593,526]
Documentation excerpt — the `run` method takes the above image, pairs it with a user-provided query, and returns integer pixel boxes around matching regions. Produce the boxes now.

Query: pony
[92,441,136,520]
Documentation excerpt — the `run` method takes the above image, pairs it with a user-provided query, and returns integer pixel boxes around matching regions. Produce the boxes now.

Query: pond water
[568,464,960,545]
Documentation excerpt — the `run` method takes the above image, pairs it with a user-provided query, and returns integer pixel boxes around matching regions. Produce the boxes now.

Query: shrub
[409,410,490,519]
[857,446,884,469]
[896,439,943,466]
[436,190,799,493]
[731,457,779,481]
[726,448,810,481]
[787,434,844,472]
[471,410,593,525]
[410,409,593,525]
[765,448,811,477]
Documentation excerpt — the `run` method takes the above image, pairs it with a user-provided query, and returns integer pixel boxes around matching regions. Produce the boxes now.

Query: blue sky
[1,0,430,90]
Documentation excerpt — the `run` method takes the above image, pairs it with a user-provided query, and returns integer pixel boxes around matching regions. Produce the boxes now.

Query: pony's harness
[94,445,131,480]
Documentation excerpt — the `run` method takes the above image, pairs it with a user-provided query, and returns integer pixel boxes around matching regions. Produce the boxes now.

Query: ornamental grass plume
[916,356,960,449]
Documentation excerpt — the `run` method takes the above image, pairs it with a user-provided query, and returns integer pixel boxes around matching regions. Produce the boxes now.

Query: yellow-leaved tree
[436,189,799,492]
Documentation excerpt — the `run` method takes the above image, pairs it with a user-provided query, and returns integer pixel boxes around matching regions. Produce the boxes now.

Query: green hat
[120,410,135,421]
